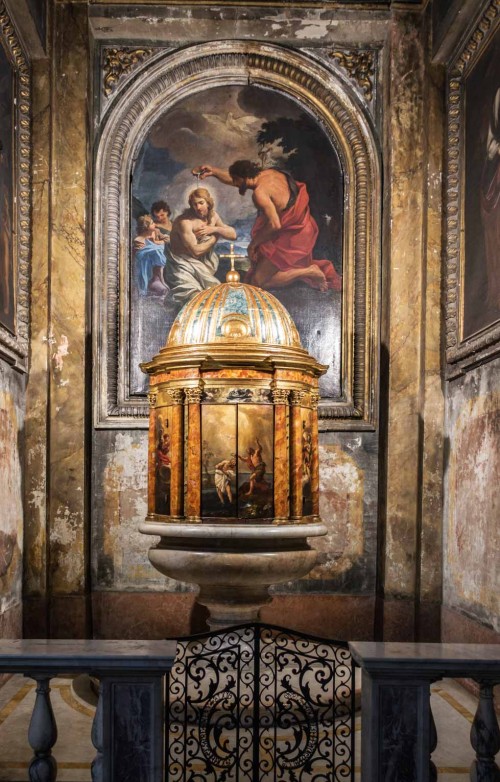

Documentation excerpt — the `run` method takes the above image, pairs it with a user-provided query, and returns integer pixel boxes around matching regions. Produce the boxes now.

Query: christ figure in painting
[194,160,341,293]
[166,187,236,304]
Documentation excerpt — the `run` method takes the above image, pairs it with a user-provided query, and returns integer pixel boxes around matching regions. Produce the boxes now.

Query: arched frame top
[93,41,380,430]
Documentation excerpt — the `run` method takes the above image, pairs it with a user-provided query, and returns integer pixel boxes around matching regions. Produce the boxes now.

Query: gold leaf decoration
[102,47,154,97]
[329,49,375,102]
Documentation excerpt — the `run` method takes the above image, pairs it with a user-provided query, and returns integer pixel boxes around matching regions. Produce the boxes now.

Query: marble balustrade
[0,639,177,782]
[350,641,500,782]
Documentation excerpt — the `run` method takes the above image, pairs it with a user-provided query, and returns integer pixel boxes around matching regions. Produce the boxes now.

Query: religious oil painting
[237,404,274,520]
[201,403,274,519]
[462,23,500,339]
[154,406,172,515]
[201,405,238,518]
[130,84,343,399]
[0,41,14,335]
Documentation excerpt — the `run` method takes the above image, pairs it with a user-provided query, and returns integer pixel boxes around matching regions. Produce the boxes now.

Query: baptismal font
[140,253,327,628]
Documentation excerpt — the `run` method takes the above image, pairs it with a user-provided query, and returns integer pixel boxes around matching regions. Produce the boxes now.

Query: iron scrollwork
[166,623,355,781]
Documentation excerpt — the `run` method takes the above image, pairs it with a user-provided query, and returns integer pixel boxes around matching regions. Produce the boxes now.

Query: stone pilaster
[47,3,89,636]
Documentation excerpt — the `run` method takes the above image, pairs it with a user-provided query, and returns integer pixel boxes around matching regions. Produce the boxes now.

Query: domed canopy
[167,280,301,349]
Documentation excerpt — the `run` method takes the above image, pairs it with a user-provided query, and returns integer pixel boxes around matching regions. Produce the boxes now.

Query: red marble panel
[92,591,205,638]
[202,369,270,380]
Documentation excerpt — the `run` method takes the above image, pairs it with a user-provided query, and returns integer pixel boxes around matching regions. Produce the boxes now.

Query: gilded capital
[147,391,157,408]
[271,388,290,405]
[184,387,203,404]
[168,389,184,405]
[310,391,320,409]
[289,390,306,407]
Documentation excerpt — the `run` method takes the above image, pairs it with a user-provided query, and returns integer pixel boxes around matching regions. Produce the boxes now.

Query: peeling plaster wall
[444,359,500,635]
[0,362,25,638]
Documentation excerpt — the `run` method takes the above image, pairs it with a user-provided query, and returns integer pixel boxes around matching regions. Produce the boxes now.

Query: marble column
[185,387,202,522]
[310,392,320,518]
[271,388,289,522]
[169,390,184,519]
[290,391,305,521]
[147,393,157,516]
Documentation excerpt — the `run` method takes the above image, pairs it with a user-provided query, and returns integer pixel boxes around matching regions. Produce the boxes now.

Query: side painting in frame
[129,84,343,398]
[0,37,14,335]
[462,21,500,339]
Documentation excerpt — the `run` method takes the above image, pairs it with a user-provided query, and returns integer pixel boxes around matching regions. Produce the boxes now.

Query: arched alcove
[93,41,380,431]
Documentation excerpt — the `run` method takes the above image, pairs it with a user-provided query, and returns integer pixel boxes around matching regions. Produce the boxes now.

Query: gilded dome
[167,280,301,348]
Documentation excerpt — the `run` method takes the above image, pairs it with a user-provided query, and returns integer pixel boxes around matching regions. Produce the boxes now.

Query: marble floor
[0,673,496,781]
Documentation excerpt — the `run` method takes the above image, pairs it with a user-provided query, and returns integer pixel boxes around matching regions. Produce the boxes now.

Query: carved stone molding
[0,2,32,371]
[444,0,500,377]
[328,49,375,102]
[93,41,380,430]
[102,47,155,97]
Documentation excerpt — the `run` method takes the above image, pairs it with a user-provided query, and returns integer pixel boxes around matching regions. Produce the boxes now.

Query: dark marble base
[375,598,441,641]
[92,592,376,641]
[24,595,90,639]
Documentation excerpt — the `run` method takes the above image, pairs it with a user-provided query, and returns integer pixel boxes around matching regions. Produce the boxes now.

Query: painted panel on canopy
[154,406,172,516]
[201,404,237,518]
[237,404,274,519]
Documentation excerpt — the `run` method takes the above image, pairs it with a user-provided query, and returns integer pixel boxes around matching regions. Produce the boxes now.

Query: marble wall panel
[382,10,426,602]
[47,5,88,618]
[444,359,500,634]
[0,362,25,636]
[23,59,50,613]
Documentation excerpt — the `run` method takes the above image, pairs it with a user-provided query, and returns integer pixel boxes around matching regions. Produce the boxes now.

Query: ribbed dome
[167,281,301,348]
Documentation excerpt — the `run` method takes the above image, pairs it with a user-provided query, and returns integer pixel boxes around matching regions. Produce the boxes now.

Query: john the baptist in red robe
[245,177,342,292]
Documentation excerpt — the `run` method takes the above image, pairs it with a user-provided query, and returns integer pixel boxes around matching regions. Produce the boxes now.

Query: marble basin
[139,520,327,629]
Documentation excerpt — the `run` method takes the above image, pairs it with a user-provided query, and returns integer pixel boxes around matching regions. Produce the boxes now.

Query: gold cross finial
[219,243,247,284]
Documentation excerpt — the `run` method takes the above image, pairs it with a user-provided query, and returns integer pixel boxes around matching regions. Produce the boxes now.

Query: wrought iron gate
[166,623,356,782]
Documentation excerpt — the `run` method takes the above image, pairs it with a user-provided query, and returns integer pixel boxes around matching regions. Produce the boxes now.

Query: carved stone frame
[0,3,31,372]
[93,41,380,430]
[445,0,500,378]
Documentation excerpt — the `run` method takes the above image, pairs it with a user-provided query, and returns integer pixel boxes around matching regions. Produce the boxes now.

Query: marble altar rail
[0,639,177,782]
[349,642,500,782]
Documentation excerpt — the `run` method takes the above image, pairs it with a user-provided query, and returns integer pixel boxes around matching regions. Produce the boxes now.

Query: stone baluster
[470,680,500,782]
[184,386,203,522]
[429,699,437,782]
[289,390,305,520]
[27,676,58,782]
[91,680,104,782]
[271,387,289,522]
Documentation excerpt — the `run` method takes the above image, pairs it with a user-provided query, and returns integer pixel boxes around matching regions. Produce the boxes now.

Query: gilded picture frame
[0,3,31,372]
[445,0,500,377]
[93,41,380,430]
